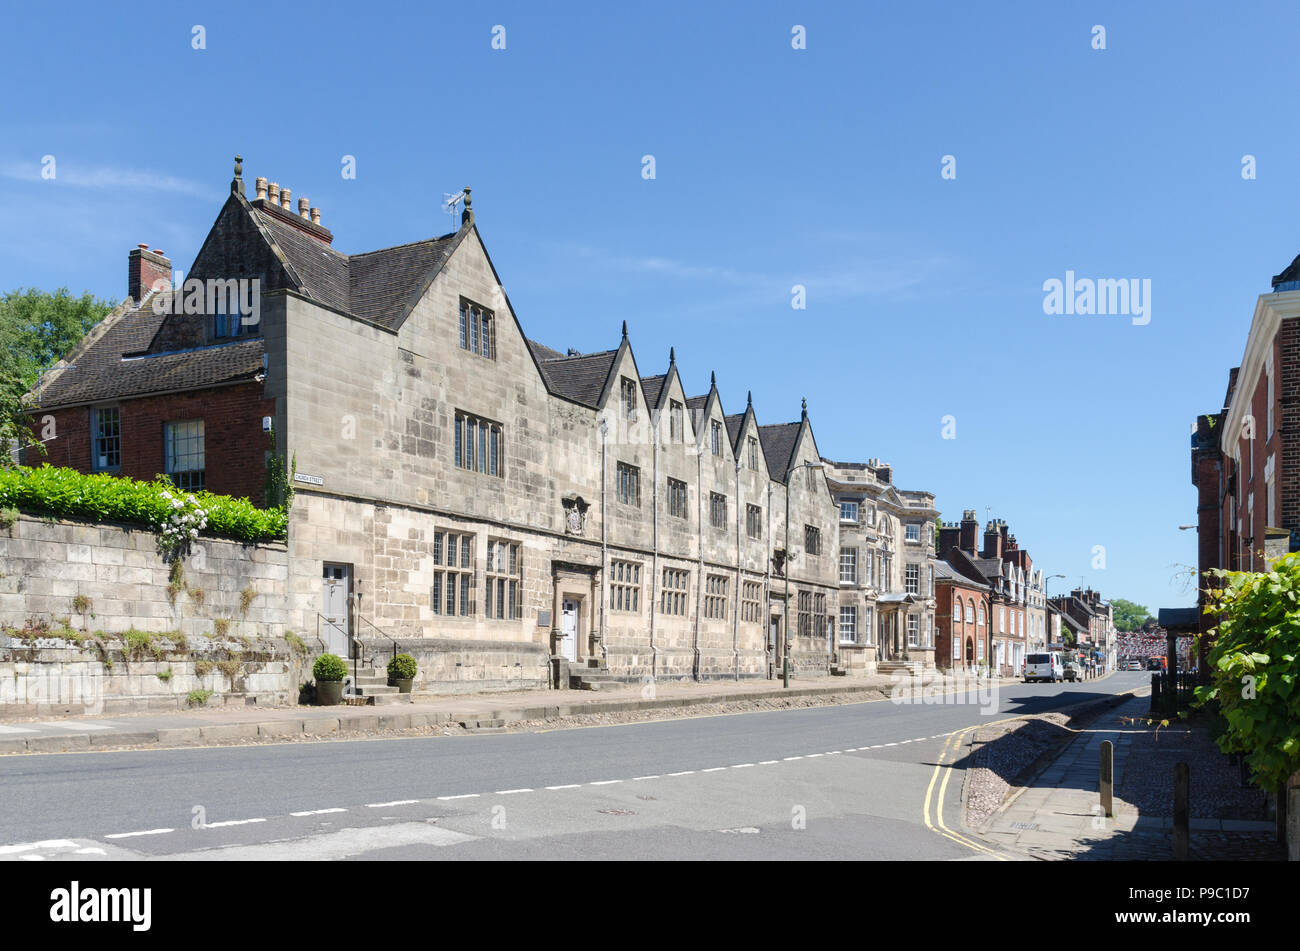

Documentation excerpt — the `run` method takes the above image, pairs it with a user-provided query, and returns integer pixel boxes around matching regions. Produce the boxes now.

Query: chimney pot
[280,187,292,210]
[255,177,268,200]
[310,207,321,224]
[298,197,310,219]
[267,182,280,204]
[137,242,149,250]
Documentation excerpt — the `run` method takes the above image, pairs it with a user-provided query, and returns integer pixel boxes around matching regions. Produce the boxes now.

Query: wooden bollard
[1100,740,1114,818]
[1173,762,1190,860]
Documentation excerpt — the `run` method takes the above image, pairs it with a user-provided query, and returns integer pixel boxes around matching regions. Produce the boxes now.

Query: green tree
[0,287,115,385]
[0,288,115,466]
[1110,597,1152,632]
[1196,557,1300,791]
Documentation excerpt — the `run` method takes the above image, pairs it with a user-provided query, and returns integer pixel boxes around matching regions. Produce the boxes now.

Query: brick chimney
[959,510,979,554]
[128,244,171,303]
[982,520,1003,560]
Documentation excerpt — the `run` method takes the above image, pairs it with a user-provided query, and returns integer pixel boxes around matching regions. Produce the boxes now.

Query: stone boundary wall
[0,514,290,639]
[0,636,310,716]
[361,636,550,695]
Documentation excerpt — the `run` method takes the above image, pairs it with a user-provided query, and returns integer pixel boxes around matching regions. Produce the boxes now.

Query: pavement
[0,669,1020,754]
[979,693,1280,860]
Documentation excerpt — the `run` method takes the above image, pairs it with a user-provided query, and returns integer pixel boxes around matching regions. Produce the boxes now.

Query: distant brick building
[937,511,1047,676]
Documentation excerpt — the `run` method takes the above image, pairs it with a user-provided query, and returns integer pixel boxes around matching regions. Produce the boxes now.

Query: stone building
[822,460,937,673]
[27,160,843,691]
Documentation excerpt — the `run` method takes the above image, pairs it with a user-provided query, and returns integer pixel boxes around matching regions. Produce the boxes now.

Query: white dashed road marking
[202,818,267,828]
[104,829,173,839]
[290,808,347,817]
[366,800,420,808]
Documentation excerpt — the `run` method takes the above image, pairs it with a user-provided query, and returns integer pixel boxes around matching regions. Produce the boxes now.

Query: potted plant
[388,653,418,693]
[313,653,348,705]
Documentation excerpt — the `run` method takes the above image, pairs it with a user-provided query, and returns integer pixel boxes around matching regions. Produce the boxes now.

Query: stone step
[356,684,400,695]
[369,693,412,706]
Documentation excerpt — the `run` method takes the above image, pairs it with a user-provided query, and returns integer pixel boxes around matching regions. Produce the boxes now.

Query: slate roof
[348,236,458,327]
[252,205,460,328]
[532,349,618,407]
[640,374,667,410]
[35,293,264,408]
[685,395,709,415]
[934,559,990,591]
[757,422,801,482]
[724,413,744,446]
[527,339,566,362]
[253,209,351,314]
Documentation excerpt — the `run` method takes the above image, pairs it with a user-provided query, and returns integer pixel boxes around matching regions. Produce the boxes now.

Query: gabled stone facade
[30,163,852,692]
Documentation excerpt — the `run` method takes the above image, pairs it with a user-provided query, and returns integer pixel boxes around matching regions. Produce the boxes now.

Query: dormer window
[459,298,495,359]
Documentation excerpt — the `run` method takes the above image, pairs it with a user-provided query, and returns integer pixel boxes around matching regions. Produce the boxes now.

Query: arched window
[978,605,985,626]
[965,598,975,624]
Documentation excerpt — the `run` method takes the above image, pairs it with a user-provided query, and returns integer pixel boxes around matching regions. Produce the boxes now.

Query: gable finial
[231,154,245,196]
[461,187,473,226]
[669,346,675,365]
[801,397,807,421]
[747,390,752,407]
[710,370,716,387]
[621,320,628,340]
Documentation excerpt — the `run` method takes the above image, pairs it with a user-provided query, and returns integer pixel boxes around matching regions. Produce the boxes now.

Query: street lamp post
[783,460,824,689]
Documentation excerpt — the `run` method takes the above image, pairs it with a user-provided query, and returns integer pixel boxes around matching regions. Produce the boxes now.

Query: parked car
[1024,652,1064,683]
[1126,659,1143,671]
[1063,662,1080,682]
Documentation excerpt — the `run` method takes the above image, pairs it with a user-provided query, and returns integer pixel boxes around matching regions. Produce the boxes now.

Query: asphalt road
[0,672,1146,860]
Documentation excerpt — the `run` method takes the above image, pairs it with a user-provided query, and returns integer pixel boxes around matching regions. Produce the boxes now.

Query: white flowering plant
[156,488,208,558]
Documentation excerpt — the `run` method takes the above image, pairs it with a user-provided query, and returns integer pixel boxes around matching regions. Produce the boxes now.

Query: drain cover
[1010,821,1039,831]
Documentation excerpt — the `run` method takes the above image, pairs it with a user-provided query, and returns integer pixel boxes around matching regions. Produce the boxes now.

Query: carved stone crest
[562,496,589,536]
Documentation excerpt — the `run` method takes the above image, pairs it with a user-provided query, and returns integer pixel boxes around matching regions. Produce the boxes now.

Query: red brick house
[934,559,989,670]
[1187,252,1300,668]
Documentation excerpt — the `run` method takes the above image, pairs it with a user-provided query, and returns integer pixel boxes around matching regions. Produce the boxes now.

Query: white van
[1024,652,1064,683]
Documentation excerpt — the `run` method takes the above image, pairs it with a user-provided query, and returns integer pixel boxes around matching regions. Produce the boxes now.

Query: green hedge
[0,465,287,544]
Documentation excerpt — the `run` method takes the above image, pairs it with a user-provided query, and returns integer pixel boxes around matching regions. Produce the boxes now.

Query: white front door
[559,599,578,662]
[321,564,350,656]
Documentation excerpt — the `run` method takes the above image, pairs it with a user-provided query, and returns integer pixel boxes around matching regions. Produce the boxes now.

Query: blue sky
[1,1,1295,613]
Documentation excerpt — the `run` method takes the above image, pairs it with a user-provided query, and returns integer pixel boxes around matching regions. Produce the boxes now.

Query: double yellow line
[923,728,1008,860]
